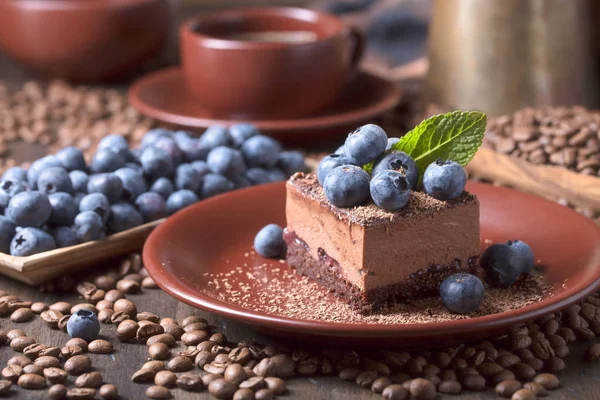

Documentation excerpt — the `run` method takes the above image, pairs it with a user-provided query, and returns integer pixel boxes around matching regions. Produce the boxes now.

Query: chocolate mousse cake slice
[284,172,480,313]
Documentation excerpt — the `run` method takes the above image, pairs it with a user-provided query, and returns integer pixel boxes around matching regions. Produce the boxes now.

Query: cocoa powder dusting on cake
[206,254,551,325]
[288,172,477,227]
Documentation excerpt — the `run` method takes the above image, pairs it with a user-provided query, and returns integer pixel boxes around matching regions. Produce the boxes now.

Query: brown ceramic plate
[128,67,400,145]
[143,182,600,347]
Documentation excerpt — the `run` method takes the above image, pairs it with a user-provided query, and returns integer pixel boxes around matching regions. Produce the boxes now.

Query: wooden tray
[0,219,164,286]
[466,147,600,210]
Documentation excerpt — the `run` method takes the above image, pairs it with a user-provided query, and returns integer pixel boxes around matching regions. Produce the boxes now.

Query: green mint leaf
[391,110,486,182]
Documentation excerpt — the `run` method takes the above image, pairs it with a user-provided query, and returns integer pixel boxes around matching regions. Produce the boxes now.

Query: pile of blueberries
[0,124,307,257]
[317,124,467,210]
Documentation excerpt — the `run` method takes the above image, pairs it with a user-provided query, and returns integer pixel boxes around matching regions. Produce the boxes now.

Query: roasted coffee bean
[544,356,565,372]
[58,315,71,332]
[11,308,33,322]
[148,343,170,360]
[382,384,409,400]
[575,327,596,341]
[122,272,144,283]
[405,358,422,375]
[449,358,468,369]
[209,378,237,399]
[116,279,140,294]
[2,365,22,381]
[41,310,64,329]
[210,332,227,345]
[512,388,535,400]
[557,327,576,342]
[255,388,275,400]
[438,370,456,382]
[116,320,138,341]
[372,376,393,393]
[523,381,546,396]
[88,339,112,354]
[98,384,119,400]
[7,356,32,367]
[176,372,203,391]
[104,290,124,303]
[95,300,113,311]
[7,300,32,312]
[182,316,206,326]
[7,329,26,340]
[23,343,47,359]
[142,277,159,288]
[113,299,137,317]
[35,356,60,368]
[44,367,69,384]
[233,388,255,400]
[511,362,536,380]
[22,364,43,376]
[181,330,210,346]
[495,379,522,398]
[0,330,7,345]
[17,373,46,389]
[0,302,8,317]
[76,282,96,296]
[184,322,209,332]
[146,334,176,347]
[167,356,193,372]
[497,354,520,368]
[478,362,503,377]
[75,371,103,388]
[131,368,156,383]
[409,378,436,400]
[457,367,479,378]
[224,364,247,386]
[204,362,227,375]
[297,357,319,375]
[356,370,378,388]
[143,361,166,372]
[154,370,177,388]
[49,383,67,399]
[585,343,600,361]
[523,357,544,371]
[50,302,72,314]
[264,377,285,395]
[136,311,159,322]
[31,302,48,314]
[437,379,461,396]
[137,323,164,343]
[0,380,12,396]
[146,386,171,399]
[61,345,83,359]
[64,355,91,375]
[10,336,36,352]
[461,374,486,391]
[94,276,116,290]
[66,338,88,352]
[534,373,560,389]
[195,350,215,367]
[162,324,184,340]
[511,335,532,350]
[83,289,105,304]
[229,347,252,364]
[70,303,97,315]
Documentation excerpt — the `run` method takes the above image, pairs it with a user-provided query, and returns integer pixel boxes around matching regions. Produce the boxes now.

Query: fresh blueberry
[254,224,287,259]
[10,227,56,256]
[66,309,100,342]
[73,192,86,207]
[191,160,209,176]
[74,211,104,242]
[27,155,62,189]
[241,135,281,168]
[386,137,400,151]
[506,240,535,274]
[6,191,51,227]
[199,174,233,199]
[37,167,74,195]
[232,176,252,189]
[370,170,410,211]
[48,192,78,227]
[114,168,147,202]
[79,193,110,225]
[141,128,172,148]
[372,150,419,189]
[149,178,174,199]
[0,216,16,254]
[343,124,388,165]
[129,147,143,163]
[124,162,143,173]
[277,151,308,176]
[135,192,168,222]
[198,125,232,151]
[166,190,199,214]
[0,178,27,197]
[2,166,28,182]
[480,243,521,287]
[334,145,345,155]
[245,168,271,185]
[174,131,204,162]
[107,202,144,233]
[317,154,353,185]
[207,146,246,179]
[141,147,174,180]
[52,226,78,248]
[153,135,183,166]
[98,134,129,156]
[229,123,258,148]
[440,273,485,314]
[323,165,370,208]
[0,194,8,213]
[87,173,123,202]
[267,169,287,182]
[423,159,467,201]
[69,170,89,193]
[175,164,204,192]
[90,147,126,173]
[56,146,86,171]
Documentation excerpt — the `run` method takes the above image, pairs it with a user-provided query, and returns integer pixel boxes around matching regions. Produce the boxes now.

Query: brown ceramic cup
[180,7,364,119]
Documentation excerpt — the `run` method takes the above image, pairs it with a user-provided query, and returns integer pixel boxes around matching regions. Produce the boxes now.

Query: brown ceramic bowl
[180,7,363,119]
[0,0,170,83]
[143,181,600,347]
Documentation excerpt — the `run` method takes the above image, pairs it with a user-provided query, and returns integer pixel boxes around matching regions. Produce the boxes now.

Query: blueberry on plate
[167,190,199,215]
[506,240,535,274]
[232,176,252,189]
[370,170,411,211]
[153,135,183,166]
[67,309,100,342]
[141,127,172,148]
[6,191,52,227]
[135,192,168,222]
[245,168,271,185]
[386,137,400,151]
[37,167,74,195]
[207,146,247,179]
[254,224,287,259]
[79,193,110,225]
[241,135,281,168]
[343,124,388,165]
[334,145,345,155]
[51,226,79,248]
[440,273,485,314]
[174,131,204,162]
[90,147,126,173]
[199,174,233,199]
[198,125,232,150]
[480,243,521,287]
[317,154,353,185]
[0,177,27,197]
[2,166,27,182]
[323,165,370,208]
[423,159,467,201]
[87,173,123,202]
[27,155,62,189]
[372,150,419,189]
[69,170,89,193]
[115,167,147,202]
[277,150,308,176]
[229,123,259,148]
[174,163,204,192]
[10,227,56,257]
[107,202,144,233]
[149,177,174,199]
[98,134,129,156]
[74,211,104,243]
[140,147,174,180]
[48,192,78,227]
[56,146,86,172]
[0,216,16,254]
[267,168,287,182]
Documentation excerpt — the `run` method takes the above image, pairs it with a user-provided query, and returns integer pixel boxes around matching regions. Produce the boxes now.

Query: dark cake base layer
[285,239,481,315]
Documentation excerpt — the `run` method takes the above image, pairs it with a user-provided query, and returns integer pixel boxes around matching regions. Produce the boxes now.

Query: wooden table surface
[2,3,600,400]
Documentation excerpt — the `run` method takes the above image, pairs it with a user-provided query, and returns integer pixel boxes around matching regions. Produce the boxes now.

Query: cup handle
[347,26,365,71]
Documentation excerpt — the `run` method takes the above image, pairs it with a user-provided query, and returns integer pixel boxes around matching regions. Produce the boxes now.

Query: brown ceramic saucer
[128,67,399,145]
[142,182,600,347]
